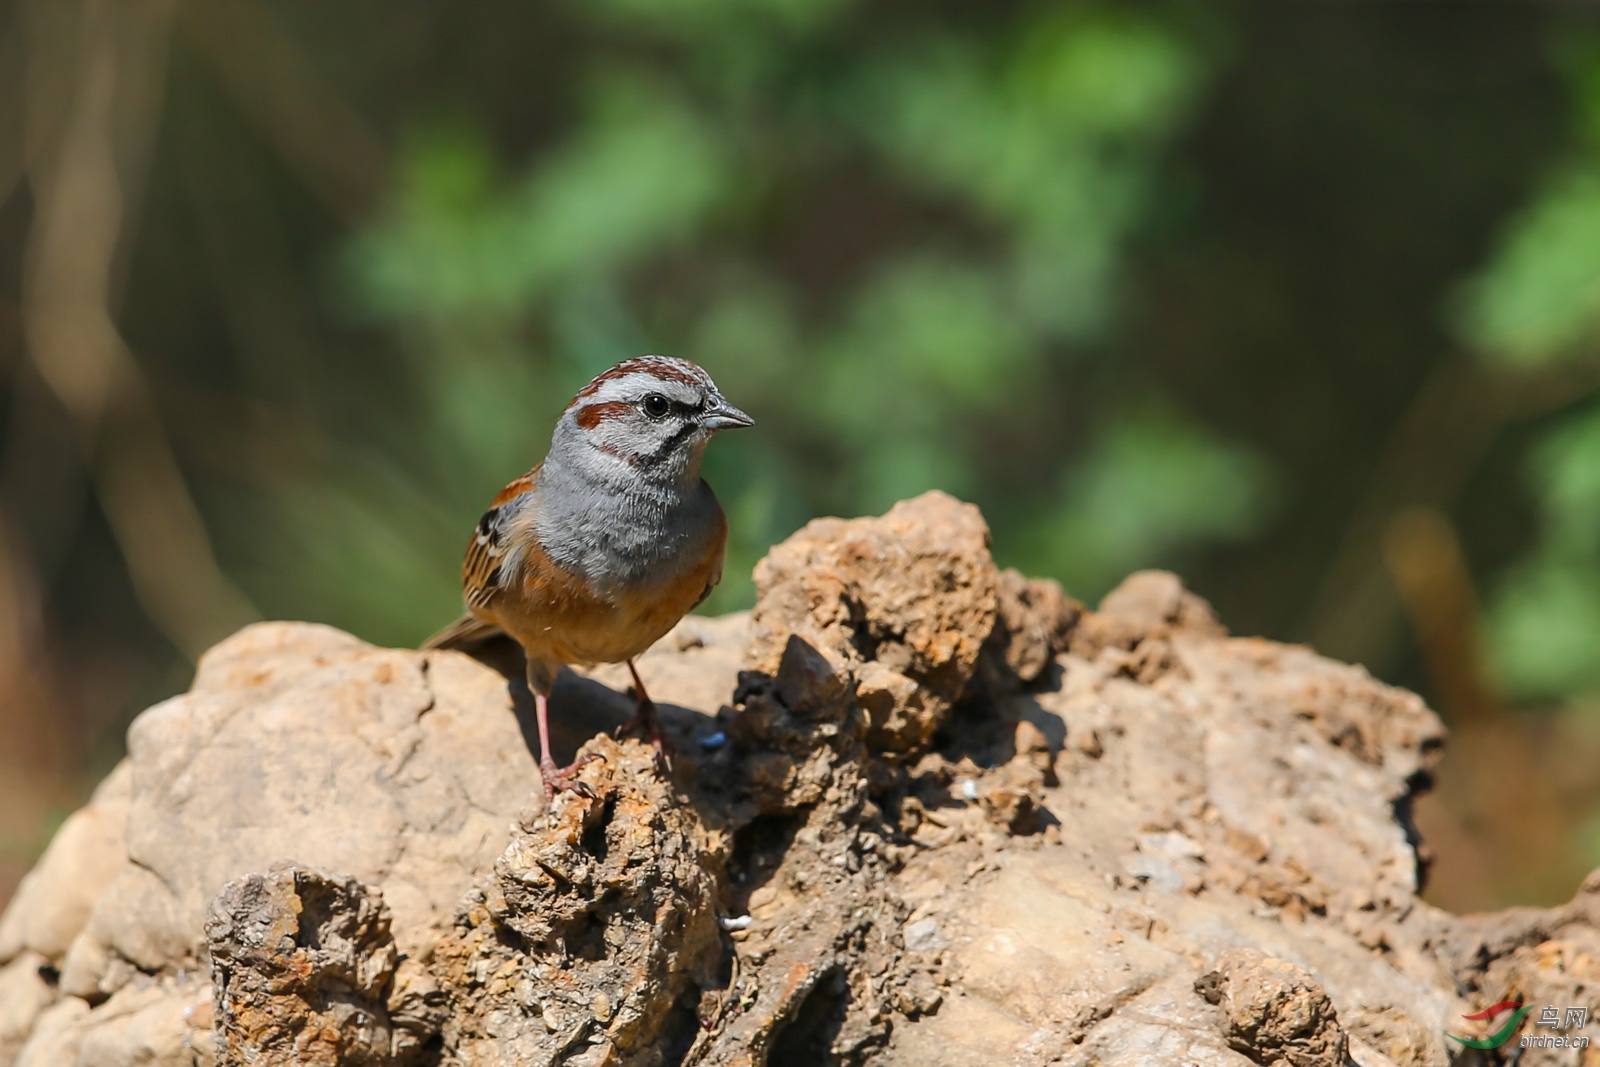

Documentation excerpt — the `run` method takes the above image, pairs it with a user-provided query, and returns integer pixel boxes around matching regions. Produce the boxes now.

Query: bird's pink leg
[618,659,672,758]
[533,686,599,801]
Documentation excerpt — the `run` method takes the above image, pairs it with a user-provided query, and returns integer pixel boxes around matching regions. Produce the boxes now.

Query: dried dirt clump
[2,490,1598,1067]
[428,734,722,1067]
[1195,949,1350,1067]
[745,492,1002,751]
[206,864,428,1066]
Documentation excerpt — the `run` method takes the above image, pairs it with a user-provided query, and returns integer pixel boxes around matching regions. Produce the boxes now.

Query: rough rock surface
[2,490,1597,1067]
[746,492,1002,751]
[206,865,414,1066]
[1196,949,1350,1067]
[430,733,723,1066]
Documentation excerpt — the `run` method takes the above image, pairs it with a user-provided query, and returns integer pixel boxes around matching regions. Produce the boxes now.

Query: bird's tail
[421,613,529,683]
[420,613,504,653]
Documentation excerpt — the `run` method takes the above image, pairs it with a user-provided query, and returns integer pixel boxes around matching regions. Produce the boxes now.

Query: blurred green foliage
[281,1,1272,644]
[1483,404,1600,701]
[1466,34,1600,707]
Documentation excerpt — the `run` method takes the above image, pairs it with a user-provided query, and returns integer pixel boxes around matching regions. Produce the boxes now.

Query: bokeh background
[3,0,1600,915]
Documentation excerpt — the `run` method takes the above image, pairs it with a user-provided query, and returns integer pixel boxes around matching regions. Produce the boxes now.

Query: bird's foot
[541,752,603,802]
[616,695,673,771]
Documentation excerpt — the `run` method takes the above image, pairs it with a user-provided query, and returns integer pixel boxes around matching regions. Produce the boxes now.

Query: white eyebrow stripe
[586,372,701,404]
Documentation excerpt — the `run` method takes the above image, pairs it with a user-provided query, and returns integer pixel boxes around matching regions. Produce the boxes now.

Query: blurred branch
[1383,505,1578,904]
[177,0,388,221]
[0,297,20,379]
[1381,506,1499,726]
[0,504,78,912]
[1302,355,1600,673]
[0,25,24,217]
[0,506,48,757]
[20,0,257,659]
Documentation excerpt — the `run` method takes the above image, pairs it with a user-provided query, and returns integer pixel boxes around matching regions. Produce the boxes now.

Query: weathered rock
[2,620,545,1064]
[699,639,903,1067]
[206,864,409,1066]
[1196,949,1351,1067]
[1428,869,1600,1055]
[13,975,213,1067]
[728,633,863,819]
[0,762,131,966]
[0,955,53,1066]
[431,734,722,1067]
[3,495,1599,1067]
[1071,568,1226,683]
[746,491,999,751]
[975,569,1081,691]
[1089,568,1225,645]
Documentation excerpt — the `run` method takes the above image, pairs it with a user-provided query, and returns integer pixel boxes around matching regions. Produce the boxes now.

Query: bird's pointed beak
[702,395,755,430]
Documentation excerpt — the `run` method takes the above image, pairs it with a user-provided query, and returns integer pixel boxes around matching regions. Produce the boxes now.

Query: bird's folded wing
[462,465,539,611]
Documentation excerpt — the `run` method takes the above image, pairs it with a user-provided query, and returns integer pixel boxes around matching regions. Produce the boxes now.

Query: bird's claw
[541,752,604,801]
[617,699,674,755]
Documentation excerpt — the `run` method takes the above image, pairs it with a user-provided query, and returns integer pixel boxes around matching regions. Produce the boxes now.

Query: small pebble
[960,779,979,801]
[698,731,728,750]
[904,918,947,953]
[719,914,753,930]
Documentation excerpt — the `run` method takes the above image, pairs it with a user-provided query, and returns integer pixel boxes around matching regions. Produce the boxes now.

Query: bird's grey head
[555,355,754,482]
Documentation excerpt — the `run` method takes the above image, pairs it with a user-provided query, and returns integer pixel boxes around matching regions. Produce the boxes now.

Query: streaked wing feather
[463,466,538,611]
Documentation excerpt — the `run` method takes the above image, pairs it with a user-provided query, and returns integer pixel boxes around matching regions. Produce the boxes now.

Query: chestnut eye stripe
[573,400,633,430]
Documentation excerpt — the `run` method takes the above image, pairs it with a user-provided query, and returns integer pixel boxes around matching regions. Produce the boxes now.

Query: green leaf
[1487,402,1600,700]
[1489,557,1600,700]
[1459,170,1600,366]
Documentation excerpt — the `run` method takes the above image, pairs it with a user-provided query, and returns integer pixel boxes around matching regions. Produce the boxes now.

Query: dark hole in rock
[566,909,610,962]
[415,1032,445,1066]
[932,706,1007,769]
[489,918,529,956]
[294,880,338,950]
[729,810,804,895]
[842,594,880,662]
[1392,793,1432,892]
[582,792,618,863]
[658,983,704,1067]
[36,962,59,986]
[769,967,849,1067]
[1030,805,1062,835]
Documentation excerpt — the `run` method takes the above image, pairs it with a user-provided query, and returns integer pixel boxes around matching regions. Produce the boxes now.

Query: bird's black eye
[641,393,671,419]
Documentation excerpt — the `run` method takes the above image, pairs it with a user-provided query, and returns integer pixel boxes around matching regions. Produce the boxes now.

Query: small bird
[423,356,753,798]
